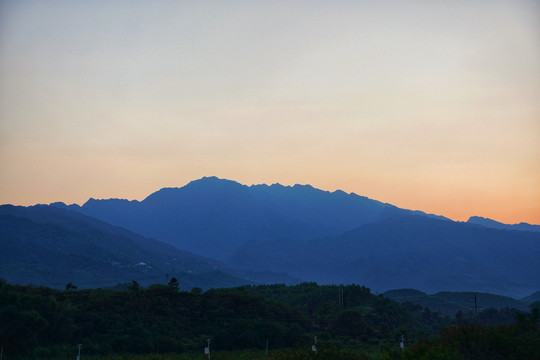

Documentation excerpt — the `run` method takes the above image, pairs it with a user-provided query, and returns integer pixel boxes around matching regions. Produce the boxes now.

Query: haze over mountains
[2,176,540,298]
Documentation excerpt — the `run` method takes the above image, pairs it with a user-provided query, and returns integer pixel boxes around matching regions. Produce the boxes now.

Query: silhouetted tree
[168,277,179,291]
[65,282,77,291]
[128,280,140,293]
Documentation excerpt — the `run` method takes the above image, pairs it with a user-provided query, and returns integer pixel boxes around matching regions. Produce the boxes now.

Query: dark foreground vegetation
[1,279,538,359]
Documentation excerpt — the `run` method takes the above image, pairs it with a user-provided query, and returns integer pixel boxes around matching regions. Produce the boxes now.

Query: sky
[1,0,539,225]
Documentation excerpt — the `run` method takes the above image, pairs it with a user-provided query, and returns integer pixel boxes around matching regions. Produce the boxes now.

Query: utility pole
[474,294,478,323]
[205,338,211,359]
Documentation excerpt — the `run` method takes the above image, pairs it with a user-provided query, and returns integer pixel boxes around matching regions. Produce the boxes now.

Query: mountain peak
[186,176,246,189]
[83,197,137,207]
[193,175,223,183]
[468,215,496,223]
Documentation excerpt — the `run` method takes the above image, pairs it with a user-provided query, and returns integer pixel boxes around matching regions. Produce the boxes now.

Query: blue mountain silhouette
[43,176,540,297]
[55,176,412,259]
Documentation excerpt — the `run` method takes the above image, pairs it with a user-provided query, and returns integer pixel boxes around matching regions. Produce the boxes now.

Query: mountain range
[2,176,539,298]
[51,176,448,259]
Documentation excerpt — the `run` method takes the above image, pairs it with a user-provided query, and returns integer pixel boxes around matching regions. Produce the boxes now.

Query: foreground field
[74,347,402,360]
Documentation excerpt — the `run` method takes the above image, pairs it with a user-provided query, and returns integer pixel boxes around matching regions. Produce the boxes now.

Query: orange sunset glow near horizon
[1,1,539,225]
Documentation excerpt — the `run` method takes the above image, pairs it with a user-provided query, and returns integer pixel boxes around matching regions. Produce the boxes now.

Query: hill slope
[0,205,293,289]
[228,214,540,297]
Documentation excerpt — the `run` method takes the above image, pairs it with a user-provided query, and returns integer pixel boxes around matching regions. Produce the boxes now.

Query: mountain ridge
[48,177,537,229]
[7,176,539,297]
[50,176,455,259]
[51,177,396,259]
[467,215,540,232]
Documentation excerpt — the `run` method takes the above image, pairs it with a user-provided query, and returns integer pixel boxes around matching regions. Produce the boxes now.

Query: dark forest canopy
[1,279,538,359]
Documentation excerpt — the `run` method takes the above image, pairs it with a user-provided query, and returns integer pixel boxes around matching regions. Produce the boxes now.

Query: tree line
[0,279,538,359]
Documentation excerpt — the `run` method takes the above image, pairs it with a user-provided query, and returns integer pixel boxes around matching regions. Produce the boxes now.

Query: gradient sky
[1,0,539,224]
